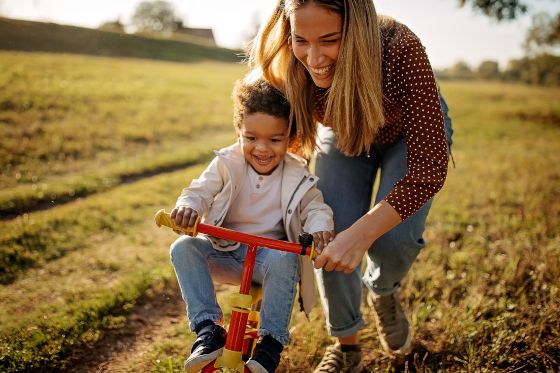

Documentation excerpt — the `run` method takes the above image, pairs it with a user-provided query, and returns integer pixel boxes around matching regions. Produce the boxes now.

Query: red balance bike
[155,209,317,373]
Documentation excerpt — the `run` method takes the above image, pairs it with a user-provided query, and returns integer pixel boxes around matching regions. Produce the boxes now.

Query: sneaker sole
[246,359,268,373]
[379,328,412,356]
[367,291,412,357]
[184,347,224,373]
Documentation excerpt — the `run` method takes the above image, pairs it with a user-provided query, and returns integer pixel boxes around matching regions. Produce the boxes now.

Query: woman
[248,0,453,372]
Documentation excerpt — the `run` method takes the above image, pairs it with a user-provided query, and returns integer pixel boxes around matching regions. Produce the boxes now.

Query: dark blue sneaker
[184,323,227,373]
[246,335,283,373]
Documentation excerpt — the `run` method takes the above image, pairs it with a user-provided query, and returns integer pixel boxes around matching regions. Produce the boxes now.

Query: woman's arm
[313,200,401,273]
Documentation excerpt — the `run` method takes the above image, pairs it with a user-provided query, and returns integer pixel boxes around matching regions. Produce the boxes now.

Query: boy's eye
[243,135,256,141]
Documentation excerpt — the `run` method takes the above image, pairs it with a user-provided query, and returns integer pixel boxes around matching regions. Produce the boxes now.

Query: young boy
[169,78,333,373]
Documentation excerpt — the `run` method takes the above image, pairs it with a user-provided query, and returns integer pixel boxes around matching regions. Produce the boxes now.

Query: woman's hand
[313,200,402,274]
[312,230,334,254]
[170,206,199,231]
[313,224,372,273]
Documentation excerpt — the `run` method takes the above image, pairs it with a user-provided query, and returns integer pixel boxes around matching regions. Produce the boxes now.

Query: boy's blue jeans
[314,95,453,337]
[170,235,299,345]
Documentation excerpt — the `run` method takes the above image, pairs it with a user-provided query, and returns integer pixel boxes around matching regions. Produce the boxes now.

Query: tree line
[436,54,560,86]
[96,0,559,86]
[438,4,559,86]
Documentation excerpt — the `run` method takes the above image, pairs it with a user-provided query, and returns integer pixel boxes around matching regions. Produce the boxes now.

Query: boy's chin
[250,163,278,176]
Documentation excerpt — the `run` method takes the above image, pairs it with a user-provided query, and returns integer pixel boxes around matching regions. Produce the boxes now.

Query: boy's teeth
[255,156,271,164]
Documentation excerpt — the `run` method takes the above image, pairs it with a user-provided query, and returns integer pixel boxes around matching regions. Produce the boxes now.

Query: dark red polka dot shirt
[314,20,449,221]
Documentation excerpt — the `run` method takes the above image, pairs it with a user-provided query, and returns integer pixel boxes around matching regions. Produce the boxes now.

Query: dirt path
[62,287,186,373]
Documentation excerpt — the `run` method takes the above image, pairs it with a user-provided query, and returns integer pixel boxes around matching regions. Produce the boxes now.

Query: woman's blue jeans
[170,235,299,345]
[314,95,453,337]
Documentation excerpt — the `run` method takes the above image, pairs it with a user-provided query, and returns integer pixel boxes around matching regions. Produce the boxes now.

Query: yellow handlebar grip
[154,209,199,236]
[309,242,317,260]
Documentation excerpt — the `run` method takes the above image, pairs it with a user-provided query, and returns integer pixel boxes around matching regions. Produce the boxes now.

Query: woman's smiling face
[290,3,343,88]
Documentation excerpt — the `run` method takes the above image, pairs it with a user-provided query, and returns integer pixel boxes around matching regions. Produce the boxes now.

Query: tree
[457,0,528,21]
[524,12,560,55]
[477,60,501,80]
[502,58,530,82]
[527,53,560,86]
[448,61,475,80]
[131,1,179,35]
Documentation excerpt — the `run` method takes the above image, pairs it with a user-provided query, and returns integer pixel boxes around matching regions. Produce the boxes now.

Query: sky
[1,0,559,69]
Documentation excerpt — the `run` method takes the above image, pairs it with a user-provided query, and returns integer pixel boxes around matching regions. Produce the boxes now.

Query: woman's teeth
[310,65,333,76]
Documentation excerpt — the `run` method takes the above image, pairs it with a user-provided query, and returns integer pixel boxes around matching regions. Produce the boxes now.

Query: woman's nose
[306,44,323,67]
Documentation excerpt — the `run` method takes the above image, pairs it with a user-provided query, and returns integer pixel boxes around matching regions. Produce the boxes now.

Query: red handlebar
[154,209,317,259]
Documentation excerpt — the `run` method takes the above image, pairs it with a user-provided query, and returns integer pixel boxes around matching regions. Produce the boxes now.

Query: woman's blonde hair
[247,0,385,157]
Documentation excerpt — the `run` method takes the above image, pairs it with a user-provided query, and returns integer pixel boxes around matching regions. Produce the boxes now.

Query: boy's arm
[175,156,225,217]
[299,183,334,237]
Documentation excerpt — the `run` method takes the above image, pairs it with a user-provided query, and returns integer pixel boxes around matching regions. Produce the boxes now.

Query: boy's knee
[169,236,195,260]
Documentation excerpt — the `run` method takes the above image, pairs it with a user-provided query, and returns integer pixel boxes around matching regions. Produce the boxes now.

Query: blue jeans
[170,235,299,345]
[314,95,453,337]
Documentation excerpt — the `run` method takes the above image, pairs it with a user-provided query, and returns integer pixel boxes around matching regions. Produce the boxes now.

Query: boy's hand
[170,206,199,232]
[312,230,334,254]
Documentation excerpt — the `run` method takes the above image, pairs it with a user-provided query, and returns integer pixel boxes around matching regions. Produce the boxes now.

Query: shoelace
[375,294,397,325]
[315,345,344,373]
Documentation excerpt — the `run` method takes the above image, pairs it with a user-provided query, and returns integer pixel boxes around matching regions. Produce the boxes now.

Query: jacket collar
[214,142,317,214]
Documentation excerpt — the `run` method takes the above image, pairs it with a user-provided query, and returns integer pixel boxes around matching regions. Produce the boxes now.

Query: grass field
[0,46,559,372]
[0,17,240,64]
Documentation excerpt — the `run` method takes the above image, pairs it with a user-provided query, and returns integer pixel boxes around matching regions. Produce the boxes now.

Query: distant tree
[502,57,530,82]
[457,0,528,21]
[503,54,560,86]
[477,60,501,80]
[524,12,560,55]
[527,53,560,86]
[131,1,179,35]
[99,19,125,33]
[447,61,475,80]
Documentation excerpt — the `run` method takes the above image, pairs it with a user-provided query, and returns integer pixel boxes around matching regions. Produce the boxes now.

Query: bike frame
[154,209,316,373]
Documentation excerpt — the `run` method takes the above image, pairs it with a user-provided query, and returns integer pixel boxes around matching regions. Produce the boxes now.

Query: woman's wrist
[359,200,402,243]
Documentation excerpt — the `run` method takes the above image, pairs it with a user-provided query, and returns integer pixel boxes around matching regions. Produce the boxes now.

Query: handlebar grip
[154,209,199,236]
[298,232,316,260]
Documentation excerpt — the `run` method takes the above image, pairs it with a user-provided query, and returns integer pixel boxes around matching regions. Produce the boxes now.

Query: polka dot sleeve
[382,28,449,221]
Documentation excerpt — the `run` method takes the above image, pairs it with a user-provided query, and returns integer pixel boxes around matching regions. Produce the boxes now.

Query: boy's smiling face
[239,112,290,175]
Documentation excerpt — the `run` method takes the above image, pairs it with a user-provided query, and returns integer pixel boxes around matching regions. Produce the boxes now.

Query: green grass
[0,45,559,372]
[0,164,205,371]
[144,81,560,372]
[0,17,241,63]
[0,51,244,217]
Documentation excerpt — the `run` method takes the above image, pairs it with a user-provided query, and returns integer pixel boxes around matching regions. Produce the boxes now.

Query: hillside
[0,17,241,63]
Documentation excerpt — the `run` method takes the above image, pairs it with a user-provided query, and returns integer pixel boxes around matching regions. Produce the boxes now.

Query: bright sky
[1,0,559,69]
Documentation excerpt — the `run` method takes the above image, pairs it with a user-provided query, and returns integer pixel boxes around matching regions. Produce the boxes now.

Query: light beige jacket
[176,142,333,315]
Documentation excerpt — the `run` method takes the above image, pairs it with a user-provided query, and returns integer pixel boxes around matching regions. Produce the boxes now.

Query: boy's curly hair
[232,78,296,139]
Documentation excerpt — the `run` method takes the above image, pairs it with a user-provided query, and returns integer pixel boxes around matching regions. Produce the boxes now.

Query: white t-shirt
[210,162,286,249]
